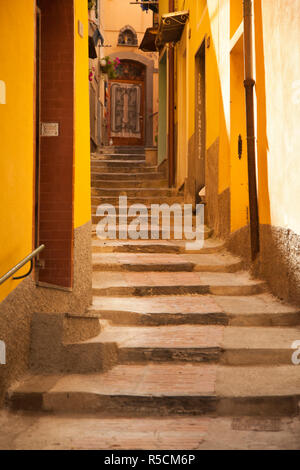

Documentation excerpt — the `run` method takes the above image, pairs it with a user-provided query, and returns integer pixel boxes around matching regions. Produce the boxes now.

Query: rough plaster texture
[258,225,300,306]
[29,312,116,374]
[227,224,300,306]
[206,138,230,239]
[0,221,92,406]
[227,225,252,265]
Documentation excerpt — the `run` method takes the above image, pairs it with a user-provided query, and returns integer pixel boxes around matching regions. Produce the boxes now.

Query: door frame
[194,39,206,202]
[34,6,41,253]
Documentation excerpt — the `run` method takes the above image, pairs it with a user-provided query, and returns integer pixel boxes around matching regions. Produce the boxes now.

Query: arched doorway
[109,60,146,146]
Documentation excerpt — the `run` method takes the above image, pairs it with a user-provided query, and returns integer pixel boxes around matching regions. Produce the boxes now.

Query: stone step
[91,179,169,189]
[91,165,157,174]
[91,252,243,273]
[91,225,212,241]
[92,271,267,297]
[91,159,147,166]
[91,196,184,206]
[91,188,176,198]
[97,324,223,364]
[8,364,300,416]
[91,239,225,254]
[113,146,145,155]
[63,324,300,366]
[90,294,300,327]
[5,414,300,450]
[91,207,198,225]
[91,172,166,181]
[92,153,145,161]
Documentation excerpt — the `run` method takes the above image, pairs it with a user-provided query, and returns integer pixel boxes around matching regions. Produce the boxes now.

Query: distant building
[98,0,159,149]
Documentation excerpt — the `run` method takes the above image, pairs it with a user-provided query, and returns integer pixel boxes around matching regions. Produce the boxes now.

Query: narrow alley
[0,0,300,452]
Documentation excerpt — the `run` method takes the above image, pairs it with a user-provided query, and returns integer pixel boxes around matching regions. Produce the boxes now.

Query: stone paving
[1,411,300,450]
[3,148,300,450]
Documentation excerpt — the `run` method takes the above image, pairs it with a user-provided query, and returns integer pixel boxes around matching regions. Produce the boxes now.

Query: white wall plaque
[41,122,59,137]
[0,81,6,104]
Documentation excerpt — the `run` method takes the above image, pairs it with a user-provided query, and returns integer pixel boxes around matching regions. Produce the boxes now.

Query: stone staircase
[7,147,300,419]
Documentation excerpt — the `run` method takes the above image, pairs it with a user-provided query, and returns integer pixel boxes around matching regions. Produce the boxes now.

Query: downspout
[243,0,260,260]
[168,0,175,187]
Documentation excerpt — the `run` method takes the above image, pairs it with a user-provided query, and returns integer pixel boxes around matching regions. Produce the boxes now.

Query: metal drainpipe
[168,0,175,187]
[243,0,260,260]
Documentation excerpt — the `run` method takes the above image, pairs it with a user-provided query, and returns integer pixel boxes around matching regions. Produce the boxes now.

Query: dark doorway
[194,41,206,202]
[34,6,41,251]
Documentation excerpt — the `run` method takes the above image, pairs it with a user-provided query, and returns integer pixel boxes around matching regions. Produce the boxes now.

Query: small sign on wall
[0,81,6,104]
[41,122,59,137]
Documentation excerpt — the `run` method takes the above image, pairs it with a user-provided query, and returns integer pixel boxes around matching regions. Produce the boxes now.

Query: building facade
[99,0,159,149]
[0,0,91,404]
[155,0,300,304]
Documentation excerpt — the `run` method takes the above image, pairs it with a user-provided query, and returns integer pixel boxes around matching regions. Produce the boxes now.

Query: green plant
[100,56,121,79]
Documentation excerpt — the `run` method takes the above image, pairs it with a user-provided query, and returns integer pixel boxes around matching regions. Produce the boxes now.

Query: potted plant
[100,56,121,79]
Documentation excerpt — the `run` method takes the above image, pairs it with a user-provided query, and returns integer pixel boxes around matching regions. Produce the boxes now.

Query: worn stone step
[92,153,145,161]
[92,225,212,241]
[91,209,199,226]
[80,324,223,365]
[91,252,242,273]
[90,294,300,327]
[221,326,300,365]
[91,179,169,189]
[113,146,145,155]
[91,172,166,181]
[8,365,300,416]
[91,159,147,167]
[92,271,267,297]
[90,295,229,326]
[91,188,176,198]
[91,165,157,174]
[92,213,200,223]
[91,196,184,206]
[91,239,225,254]
[4,414,300,450]
[64,324,300,366]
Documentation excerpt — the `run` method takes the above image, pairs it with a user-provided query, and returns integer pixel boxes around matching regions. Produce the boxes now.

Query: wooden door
[109,80,144,146]
[108,60,146,146]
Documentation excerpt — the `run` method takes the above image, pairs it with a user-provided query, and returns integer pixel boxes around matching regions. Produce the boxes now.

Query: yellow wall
[0,1,35,302]
[0,0,91,304]
[230,36,249,232]
[174,0,231,199]
[255,0,300,236]
[74,0,91,228]
[169,0,300,241]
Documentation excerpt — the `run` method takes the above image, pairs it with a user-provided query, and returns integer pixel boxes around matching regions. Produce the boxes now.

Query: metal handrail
[0,245,45,286]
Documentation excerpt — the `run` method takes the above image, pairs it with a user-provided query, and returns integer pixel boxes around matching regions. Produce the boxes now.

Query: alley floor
[1,410,300,450]
[3,147,300,450]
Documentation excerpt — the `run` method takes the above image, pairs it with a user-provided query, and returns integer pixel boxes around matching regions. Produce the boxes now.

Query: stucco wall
[0,0,92,406]
[0,1,35,304]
